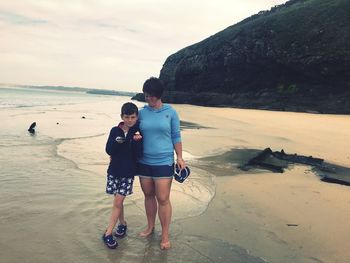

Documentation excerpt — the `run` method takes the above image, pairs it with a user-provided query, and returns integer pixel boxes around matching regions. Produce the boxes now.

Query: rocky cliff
[154,0,350,113]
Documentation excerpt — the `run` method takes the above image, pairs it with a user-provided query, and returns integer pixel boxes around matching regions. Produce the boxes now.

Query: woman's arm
[170,109,186,169]
[174,142,185,169]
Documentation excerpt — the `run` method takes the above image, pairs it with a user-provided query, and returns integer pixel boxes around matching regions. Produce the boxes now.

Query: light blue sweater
[138,104,181,165]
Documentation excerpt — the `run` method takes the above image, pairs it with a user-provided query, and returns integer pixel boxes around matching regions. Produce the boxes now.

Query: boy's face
[121,113,138,128]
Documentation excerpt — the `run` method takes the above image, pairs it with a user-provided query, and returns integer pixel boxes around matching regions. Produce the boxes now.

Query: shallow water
[0,88,268,263]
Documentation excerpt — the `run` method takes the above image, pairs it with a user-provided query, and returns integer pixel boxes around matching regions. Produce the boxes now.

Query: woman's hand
[176,158,186,170]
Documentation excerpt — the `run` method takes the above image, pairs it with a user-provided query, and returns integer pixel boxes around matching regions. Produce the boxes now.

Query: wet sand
[1,97,349,263]
[175,104,350,263]
[1,98,265,263]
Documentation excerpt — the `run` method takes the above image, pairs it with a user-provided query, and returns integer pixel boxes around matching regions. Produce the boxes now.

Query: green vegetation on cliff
[158,0,350,113]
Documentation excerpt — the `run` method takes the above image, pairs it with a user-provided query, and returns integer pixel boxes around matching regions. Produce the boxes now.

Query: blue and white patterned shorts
[106,175,134,196]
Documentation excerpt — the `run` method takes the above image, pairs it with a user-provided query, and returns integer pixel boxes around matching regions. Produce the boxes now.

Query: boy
[102,102,142,249]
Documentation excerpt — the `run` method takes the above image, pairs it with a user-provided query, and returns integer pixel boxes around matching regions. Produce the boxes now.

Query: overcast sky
[0,0,287,92]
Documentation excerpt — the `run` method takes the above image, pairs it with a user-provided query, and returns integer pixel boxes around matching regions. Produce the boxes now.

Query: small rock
[28,122,36,134]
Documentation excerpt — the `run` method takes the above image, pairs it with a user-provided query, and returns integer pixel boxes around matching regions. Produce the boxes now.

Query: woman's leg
[155,178,172,249]
[105,194,125,235]
[139,177,157,237]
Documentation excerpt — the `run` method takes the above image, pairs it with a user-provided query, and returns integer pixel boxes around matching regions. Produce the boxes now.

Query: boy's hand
[133,131,142,141]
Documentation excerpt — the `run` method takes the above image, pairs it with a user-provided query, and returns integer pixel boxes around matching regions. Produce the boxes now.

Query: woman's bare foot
[139,227,154,237]
[160,240,171,250]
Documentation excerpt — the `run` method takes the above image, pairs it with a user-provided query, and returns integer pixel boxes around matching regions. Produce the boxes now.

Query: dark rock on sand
[242,147,350,186]
[241,147,324,173]
[132,93,145,102]
[134,0,350,114]
[28,122,36,134]
[321,176,350,186]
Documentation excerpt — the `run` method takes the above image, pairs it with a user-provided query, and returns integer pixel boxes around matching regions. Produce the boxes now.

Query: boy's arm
[105,127,121,156]
[132,129,143,159]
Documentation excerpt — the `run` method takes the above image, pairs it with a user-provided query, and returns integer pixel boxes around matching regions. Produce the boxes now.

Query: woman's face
[144,93,160,107]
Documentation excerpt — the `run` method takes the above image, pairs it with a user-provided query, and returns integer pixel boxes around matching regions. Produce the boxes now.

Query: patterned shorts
[106,175,134,196]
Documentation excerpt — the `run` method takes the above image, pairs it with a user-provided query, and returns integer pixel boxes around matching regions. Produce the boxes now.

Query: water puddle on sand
[58,134,216,220]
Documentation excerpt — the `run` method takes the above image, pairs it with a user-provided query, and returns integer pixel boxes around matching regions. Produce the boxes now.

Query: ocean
[0,86,234,263]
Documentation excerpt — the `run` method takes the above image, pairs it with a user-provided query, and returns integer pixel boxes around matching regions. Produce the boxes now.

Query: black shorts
[137,163,174,180]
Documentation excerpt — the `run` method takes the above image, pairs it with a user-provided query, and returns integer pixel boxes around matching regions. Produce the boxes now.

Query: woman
[137,77,186,250]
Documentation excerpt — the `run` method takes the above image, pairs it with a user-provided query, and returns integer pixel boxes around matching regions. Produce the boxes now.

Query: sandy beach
[175,104,350,263]
[1,90,349,263]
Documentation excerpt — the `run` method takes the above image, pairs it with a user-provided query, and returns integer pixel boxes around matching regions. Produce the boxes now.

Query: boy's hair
[121,102,138,116]
[143,77,164,99]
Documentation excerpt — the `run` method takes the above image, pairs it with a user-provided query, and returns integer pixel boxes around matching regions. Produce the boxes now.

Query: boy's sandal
[114,223,127,238]
[102,233,118,249]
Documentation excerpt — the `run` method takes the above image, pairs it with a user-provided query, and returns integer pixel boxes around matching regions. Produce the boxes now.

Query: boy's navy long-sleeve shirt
[105,121,142,178]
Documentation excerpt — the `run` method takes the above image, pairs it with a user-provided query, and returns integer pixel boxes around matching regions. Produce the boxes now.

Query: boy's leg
[139,177,157,237]
[105,194,125,236]
[118,205,126,225]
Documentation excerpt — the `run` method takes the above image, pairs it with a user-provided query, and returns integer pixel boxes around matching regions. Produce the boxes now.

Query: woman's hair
[121,102,138,116]
[142,77,164,99]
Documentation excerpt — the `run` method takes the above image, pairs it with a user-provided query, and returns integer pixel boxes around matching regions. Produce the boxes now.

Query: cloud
[0,0,288,91]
